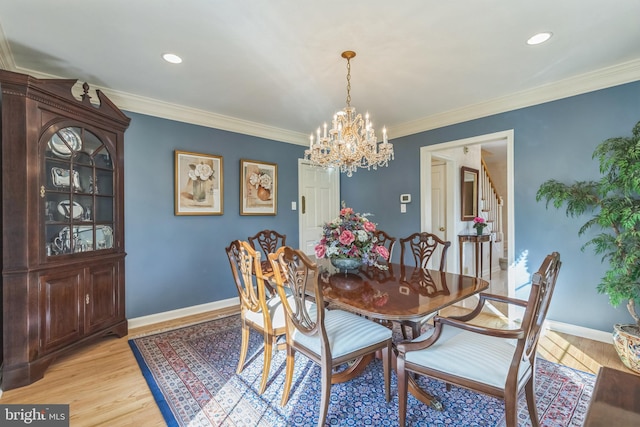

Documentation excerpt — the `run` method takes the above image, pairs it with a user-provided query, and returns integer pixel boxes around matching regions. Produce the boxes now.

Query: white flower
[356,230,369,242]
[189,162,214,181]
[249,173,260,188]
[259,173,272,190]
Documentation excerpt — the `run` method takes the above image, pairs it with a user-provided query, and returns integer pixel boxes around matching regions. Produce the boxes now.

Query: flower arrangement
[249,171,272,201]
[314,205,390,269]
[472,216,488,234]
[249,172,272,191]
[188,161,215,202]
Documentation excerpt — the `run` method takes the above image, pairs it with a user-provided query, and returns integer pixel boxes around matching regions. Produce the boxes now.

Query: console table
[458,234,492,279]
[583,366,640,426]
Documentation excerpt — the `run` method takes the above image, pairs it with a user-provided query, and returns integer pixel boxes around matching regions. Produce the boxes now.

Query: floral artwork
[240,159,277,215]
[315,204,390,270]
[174,150,223,215]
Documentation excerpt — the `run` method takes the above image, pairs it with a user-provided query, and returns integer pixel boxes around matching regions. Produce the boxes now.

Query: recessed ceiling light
[162,53,183,64]
[527,32,553,45]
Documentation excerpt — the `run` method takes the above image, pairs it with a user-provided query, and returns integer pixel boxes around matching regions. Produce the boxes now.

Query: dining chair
[398,232,452,338]
[248,229,287,284]
[374,229,397,261]
[396,252,562,427]
[268,246,393,427]
[225,239,287,395]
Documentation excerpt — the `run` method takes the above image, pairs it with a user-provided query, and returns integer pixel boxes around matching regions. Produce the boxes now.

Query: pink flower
[363,221,376,232]
[375,245,390,260]
[314,243,326,259]
[473,217,485,224]
[340,207,354,216]
[339,230,355,246]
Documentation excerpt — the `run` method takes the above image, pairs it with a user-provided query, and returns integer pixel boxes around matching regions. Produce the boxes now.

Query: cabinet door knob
[85,294,90,305]
[40,185,46,198]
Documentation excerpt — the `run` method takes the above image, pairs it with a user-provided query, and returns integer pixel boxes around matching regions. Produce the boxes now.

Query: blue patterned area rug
[128,314,594,426]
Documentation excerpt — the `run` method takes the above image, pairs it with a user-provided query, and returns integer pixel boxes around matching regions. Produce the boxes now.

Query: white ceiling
[1,1,639,146]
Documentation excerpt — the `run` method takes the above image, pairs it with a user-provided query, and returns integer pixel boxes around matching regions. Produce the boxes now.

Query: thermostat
[400,194,411,203]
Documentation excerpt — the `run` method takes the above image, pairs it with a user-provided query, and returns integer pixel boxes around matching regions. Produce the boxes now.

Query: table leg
[480,241,484,278]
[408,377,444,410]
[489,238,492,279]
[475,242,480,277]
[330,354,373,384]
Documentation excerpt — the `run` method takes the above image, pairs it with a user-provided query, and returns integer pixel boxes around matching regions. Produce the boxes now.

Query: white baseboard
[126,298,613,345]
[127,297,240,329]
[545,319,613,344]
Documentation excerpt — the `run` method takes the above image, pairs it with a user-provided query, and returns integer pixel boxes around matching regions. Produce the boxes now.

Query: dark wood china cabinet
[0,69,130,390]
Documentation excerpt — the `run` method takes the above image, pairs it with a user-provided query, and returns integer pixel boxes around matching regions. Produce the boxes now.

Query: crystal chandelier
[304,51,394,177]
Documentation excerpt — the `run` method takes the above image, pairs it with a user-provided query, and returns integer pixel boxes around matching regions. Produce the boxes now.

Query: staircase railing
[480,158,503,243]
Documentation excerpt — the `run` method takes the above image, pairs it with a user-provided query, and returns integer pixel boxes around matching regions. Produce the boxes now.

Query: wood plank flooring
[0,304,634,426]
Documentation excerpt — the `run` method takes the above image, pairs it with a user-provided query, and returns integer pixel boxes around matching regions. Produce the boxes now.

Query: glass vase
[192,179,206,202]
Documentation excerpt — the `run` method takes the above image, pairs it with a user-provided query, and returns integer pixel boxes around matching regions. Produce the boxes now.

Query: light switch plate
[401,204,407,213]
[291,201,297,210]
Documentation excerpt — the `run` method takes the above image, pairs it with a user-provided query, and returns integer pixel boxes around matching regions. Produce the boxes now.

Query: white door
[298,161,340,255]
[431,162,447,268]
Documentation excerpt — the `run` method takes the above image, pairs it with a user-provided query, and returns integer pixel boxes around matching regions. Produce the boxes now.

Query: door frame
[420,130,515,299]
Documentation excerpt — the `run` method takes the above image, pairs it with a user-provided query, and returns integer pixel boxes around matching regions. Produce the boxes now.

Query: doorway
[420,130,515,307]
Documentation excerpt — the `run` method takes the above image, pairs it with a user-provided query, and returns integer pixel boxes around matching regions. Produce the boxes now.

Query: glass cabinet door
[42,126,114,257]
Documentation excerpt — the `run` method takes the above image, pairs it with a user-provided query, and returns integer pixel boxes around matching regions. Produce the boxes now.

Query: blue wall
[123,81,640,332]
[124,112,305,317]
[342,80,640,332]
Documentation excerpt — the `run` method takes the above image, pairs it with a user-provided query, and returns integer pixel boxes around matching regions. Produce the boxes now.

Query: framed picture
[240,159,277,215]
[174,150,223,215]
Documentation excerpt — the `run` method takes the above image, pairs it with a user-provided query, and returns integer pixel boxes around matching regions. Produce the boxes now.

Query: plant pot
[612,323,640,374]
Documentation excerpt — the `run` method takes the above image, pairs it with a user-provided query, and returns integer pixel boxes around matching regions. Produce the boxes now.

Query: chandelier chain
[345,57,351,107]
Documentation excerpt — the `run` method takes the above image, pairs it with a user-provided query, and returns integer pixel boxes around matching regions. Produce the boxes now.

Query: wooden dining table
[314,259,490,409]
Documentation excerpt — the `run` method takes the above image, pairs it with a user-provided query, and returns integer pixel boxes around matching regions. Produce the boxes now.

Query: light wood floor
[0,304,633,426]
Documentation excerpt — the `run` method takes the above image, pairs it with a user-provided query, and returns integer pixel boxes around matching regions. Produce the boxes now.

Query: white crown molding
[3,47,638,146]
[391,58,640,139]
[0,22,15,70]
[4,63,311,147]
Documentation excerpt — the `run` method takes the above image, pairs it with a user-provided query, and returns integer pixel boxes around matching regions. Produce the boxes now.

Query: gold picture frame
[240,159,277,215]
[174,150,223,215]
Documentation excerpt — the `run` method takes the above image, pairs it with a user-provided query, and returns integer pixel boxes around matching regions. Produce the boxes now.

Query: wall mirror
[461,166,479,221]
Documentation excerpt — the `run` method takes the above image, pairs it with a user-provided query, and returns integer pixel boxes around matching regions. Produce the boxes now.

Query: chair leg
[237,322,250,374]
[397,356,409,427]
[503,393,518,427]
[525,376,540,427]
[258,332,273,394]
[317,360,332,427]
[280,346,295,407]
[383,342,391,402]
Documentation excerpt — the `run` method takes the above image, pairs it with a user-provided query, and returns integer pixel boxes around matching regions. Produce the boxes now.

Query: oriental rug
[128,314,594,426]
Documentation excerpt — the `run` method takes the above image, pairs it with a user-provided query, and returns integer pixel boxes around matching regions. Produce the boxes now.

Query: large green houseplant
[536,119,640,373]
